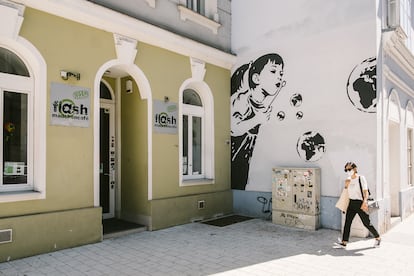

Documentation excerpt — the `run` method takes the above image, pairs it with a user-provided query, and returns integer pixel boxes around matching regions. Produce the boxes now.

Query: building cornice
[14,0,236,69]
[383,30,414,82]
[383,65,414,98]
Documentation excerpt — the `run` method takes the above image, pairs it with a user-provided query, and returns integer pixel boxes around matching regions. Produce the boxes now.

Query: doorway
[389,121,401,220]
[100,81,116,219]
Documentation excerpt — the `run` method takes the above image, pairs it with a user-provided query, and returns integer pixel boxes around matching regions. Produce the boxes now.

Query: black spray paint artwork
[290,93,304,120]
[231,53,286,190]
[296,131,326,162]
[346,57,377,113]
[230,53,328,190]
[275,93,303,121]
[230,55,374,189]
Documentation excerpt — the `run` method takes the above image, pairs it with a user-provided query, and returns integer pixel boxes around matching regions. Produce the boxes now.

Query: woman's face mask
[346,170,354,177]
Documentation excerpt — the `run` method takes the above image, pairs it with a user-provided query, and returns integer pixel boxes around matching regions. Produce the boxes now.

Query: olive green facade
[0,2,233,262]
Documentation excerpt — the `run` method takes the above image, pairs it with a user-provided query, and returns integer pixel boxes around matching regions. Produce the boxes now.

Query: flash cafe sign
[153,99,178,134]
[50,82,90,127]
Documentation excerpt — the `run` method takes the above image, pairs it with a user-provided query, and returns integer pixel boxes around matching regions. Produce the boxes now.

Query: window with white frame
[0,47,32,192]
[182,89,204,179]
[408,128,413,185]
[388,0,413,51]
[178,0,220,34]
[186,0,205,15]
[0,1,46,202]
[400,0,413,51]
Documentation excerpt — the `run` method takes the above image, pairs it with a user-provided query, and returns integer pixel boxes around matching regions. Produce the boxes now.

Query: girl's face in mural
[254,61,284,96]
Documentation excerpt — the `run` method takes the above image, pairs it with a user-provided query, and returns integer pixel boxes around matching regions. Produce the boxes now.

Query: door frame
[93,62,153,213]
[388,120,401,217]
[100,79,117,219]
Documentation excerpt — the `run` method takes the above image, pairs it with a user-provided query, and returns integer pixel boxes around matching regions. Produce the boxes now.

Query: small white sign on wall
[153,99,178,134]
[50,82,90,127]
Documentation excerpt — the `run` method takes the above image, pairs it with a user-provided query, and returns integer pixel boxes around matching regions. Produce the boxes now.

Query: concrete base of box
[272,210,320,230]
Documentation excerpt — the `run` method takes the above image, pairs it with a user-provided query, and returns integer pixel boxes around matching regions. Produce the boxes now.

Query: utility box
[272,167,321,230]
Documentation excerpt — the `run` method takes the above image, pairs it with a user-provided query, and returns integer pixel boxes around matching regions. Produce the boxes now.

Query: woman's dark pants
[342,199,380,242]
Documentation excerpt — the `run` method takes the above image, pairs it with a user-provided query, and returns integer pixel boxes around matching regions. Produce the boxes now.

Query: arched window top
[183,89,202,106]
[388,88,401,123]
[100,81,112,100]
[0,47,29,77]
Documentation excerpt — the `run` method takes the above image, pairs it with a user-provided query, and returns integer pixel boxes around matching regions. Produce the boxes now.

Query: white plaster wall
[231,0,377,197]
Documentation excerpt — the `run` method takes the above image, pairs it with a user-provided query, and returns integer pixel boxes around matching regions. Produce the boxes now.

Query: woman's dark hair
[344,162,357,172]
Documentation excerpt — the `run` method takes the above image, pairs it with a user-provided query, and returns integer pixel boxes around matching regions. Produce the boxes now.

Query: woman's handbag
[335,188,349,213]
[367,200,380,214]
[358,176,380,214]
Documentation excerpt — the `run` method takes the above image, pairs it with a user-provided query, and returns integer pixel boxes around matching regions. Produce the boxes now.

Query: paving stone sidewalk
[1,214,414,276]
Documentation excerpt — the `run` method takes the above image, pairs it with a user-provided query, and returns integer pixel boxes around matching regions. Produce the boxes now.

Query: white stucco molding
[177,5,221,34]
[190,57,206,81]
[388,88,402,123]
[383,31,414,81]
[383,65,414,98]
[0,0,25,40]
[405,101,414,127]
[145,0,155,8]
[14,0,235,69]
[113,34,138,64]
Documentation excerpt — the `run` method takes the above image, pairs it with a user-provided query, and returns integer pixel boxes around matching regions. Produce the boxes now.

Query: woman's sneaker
[374,238,381,248]
[333,241,347,249]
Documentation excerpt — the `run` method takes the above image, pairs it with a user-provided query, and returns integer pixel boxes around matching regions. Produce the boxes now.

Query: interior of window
[182,89,204,178]
[3,91,28,184]
[183,89,202,106]
[100,81,112,100]
[0,47,30,77]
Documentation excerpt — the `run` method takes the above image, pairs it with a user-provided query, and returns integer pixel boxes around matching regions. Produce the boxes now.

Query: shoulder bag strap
[358,176,363,199]
[359,176,371,200]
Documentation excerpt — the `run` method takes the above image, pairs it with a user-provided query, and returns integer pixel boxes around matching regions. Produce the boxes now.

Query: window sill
[181,178,214,186]
[177,5,221,34]
[0,190,44,203]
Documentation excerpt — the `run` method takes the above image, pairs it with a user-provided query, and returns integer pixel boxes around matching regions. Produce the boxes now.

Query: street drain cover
[202,215,253,227]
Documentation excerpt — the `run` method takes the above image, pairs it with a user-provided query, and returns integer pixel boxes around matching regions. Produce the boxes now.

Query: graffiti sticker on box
[50,82,90,127]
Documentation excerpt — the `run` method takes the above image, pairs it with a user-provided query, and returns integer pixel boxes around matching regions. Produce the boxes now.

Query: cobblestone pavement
[1,214,414,275]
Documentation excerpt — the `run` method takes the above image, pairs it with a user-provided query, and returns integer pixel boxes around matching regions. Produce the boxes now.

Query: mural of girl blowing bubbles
[346,57,377,113]
[231,53,286,190]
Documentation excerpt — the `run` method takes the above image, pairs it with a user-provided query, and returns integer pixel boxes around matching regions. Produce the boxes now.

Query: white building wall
[376,0,414,231]
[231,0,377,229]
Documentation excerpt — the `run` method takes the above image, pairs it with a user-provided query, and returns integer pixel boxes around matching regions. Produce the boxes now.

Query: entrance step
[390,216,401,229]
[103,218,146,239]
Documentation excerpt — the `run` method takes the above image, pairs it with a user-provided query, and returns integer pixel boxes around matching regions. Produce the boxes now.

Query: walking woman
[336,162,381,248]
